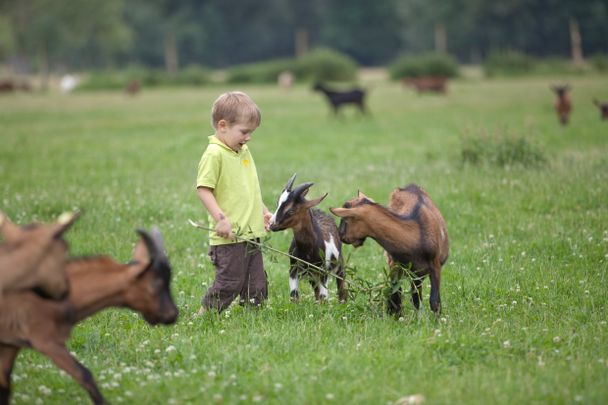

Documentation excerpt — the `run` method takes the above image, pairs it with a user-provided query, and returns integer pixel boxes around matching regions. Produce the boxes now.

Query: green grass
[1,73,607,404]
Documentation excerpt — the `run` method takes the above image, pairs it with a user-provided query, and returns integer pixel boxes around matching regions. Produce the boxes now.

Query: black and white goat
[269,174,347,302]
[313,82,367,115]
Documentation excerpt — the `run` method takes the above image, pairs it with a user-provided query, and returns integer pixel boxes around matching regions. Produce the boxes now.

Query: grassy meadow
[1,72,607,404]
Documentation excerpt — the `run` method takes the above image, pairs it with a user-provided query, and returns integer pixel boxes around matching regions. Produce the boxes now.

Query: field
[1,73,607,404]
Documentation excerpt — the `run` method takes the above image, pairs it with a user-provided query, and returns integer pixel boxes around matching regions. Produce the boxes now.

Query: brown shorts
[202,241,267,312]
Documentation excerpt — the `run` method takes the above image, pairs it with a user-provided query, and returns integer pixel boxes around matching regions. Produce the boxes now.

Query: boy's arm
[262,205,272,230]
[197,186,234,239]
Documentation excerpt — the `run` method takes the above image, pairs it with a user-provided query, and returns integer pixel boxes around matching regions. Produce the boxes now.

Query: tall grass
[1,73,607,404]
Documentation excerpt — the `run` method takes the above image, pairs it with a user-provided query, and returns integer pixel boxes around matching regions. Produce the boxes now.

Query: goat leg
[0,345,19,405]
[335,264,348,303]
[410,278,423,310]
[429,264,442,314]
[34,341,106,405]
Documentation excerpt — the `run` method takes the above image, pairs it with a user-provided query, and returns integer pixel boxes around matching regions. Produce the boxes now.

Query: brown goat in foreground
[551,85,572,126]
[269,174,347,302]
[330,184,449,314]
[0,211,79,299]
[0,227,178,405]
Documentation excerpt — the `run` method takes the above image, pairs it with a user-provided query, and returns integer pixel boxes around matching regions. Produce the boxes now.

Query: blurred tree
[0,0,130,84]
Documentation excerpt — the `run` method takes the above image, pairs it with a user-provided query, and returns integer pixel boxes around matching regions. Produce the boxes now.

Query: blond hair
[211,91,261,129]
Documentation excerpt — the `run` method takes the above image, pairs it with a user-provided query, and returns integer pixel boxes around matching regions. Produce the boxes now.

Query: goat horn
[285,173,297,191]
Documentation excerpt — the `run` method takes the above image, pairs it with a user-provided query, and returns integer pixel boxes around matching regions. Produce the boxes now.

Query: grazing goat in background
[593,99,608,120]
[551,85,572,126]
[0,211,79,299]
[330,184,449,314]
[0,227,178,405]
[401,77,447,94]
[125,79,140,96]
[269,174,347,302]
[313,82,367,115]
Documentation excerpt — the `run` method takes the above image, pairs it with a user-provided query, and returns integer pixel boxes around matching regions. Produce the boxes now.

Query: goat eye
[286,209,295,215]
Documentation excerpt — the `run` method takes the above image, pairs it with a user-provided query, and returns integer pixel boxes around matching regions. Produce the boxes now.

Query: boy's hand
[215,215,234,239]
[263,212,273,231]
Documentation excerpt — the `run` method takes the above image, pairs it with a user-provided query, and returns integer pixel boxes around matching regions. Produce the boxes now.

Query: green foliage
[78,65,212,90]
[225,59,294,84]
[483,50,537,77]
[460,128,547,168]
[388,52,459,80]
[226,49,359,84]
[293,48,359,82]
[589,53,608,72]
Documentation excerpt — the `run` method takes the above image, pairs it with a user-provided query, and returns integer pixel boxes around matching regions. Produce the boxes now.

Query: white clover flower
[325,393,335,400]
[38,385,52,396]
[553,336,561,343]
[253,394,263,402]
[503,340,511,348]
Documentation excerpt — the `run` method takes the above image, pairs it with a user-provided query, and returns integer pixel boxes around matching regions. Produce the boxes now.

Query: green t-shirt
[196,135,267,245]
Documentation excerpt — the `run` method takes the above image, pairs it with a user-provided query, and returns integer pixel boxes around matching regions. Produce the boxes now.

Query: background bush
[460,127,547,168]
[79,65,212,90]
[292,48,359,82]
[225,59,294,84]
[388,52,459,80]
[483,50,537,77]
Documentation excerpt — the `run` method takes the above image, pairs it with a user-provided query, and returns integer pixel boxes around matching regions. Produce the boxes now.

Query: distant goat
[269,174,347,302]
[125,79,140,96]
[331,184,449,314]
[401,77,447,94]
[593,99,608,120]
[0,227,178,405]
[0,211,79,299]
[313,82,367,115]
[551,85,572,125]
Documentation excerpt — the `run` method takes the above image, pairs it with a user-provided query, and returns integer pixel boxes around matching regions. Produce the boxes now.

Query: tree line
[1,0,607,75]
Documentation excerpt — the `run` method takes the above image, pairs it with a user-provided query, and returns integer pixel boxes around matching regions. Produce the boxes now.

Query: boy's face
[216,119,257,152]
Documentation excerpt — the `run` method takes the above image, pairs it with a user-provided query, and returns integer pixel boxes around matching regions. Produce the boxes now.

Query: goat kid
[0,211,79,299]
[269,174,347,302]
[551,84,572,126]
[0,227,178,405]
[593,99,608,120]
[313,82,366,115]
[330,184,449,314]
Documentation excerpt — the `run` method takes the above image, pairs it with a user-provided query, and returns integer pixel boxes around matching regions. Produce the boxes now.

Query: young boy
[196,91,272,314]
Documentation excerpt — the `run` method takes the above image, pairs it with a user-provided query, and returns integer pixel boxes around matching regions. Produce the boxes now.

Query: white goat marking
[289,276,299,294]
[270,189,290,225]
[319,281,328,298]
[323,235,340,269]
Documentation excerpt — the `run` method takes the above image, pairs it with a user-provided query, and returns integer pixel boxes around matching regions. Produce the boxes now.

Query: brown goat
[0,227,178,405]
[269,174,347,302]
[401,77,447,94]
[0,211,79,299]
[551,85,572,125]
[330,184,449,314]
[593,99,608,120]
[125,79,140,96]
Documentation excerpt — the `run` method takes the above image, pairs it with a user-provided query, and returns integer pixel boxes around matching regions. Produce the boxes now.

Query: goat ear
[306,193,327,208]
[133,229,156,267]
[0,212,22,242]
[292,182,313,200]
[357,190,374,202]
[51,210,81,236]
[329,207,354,218]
